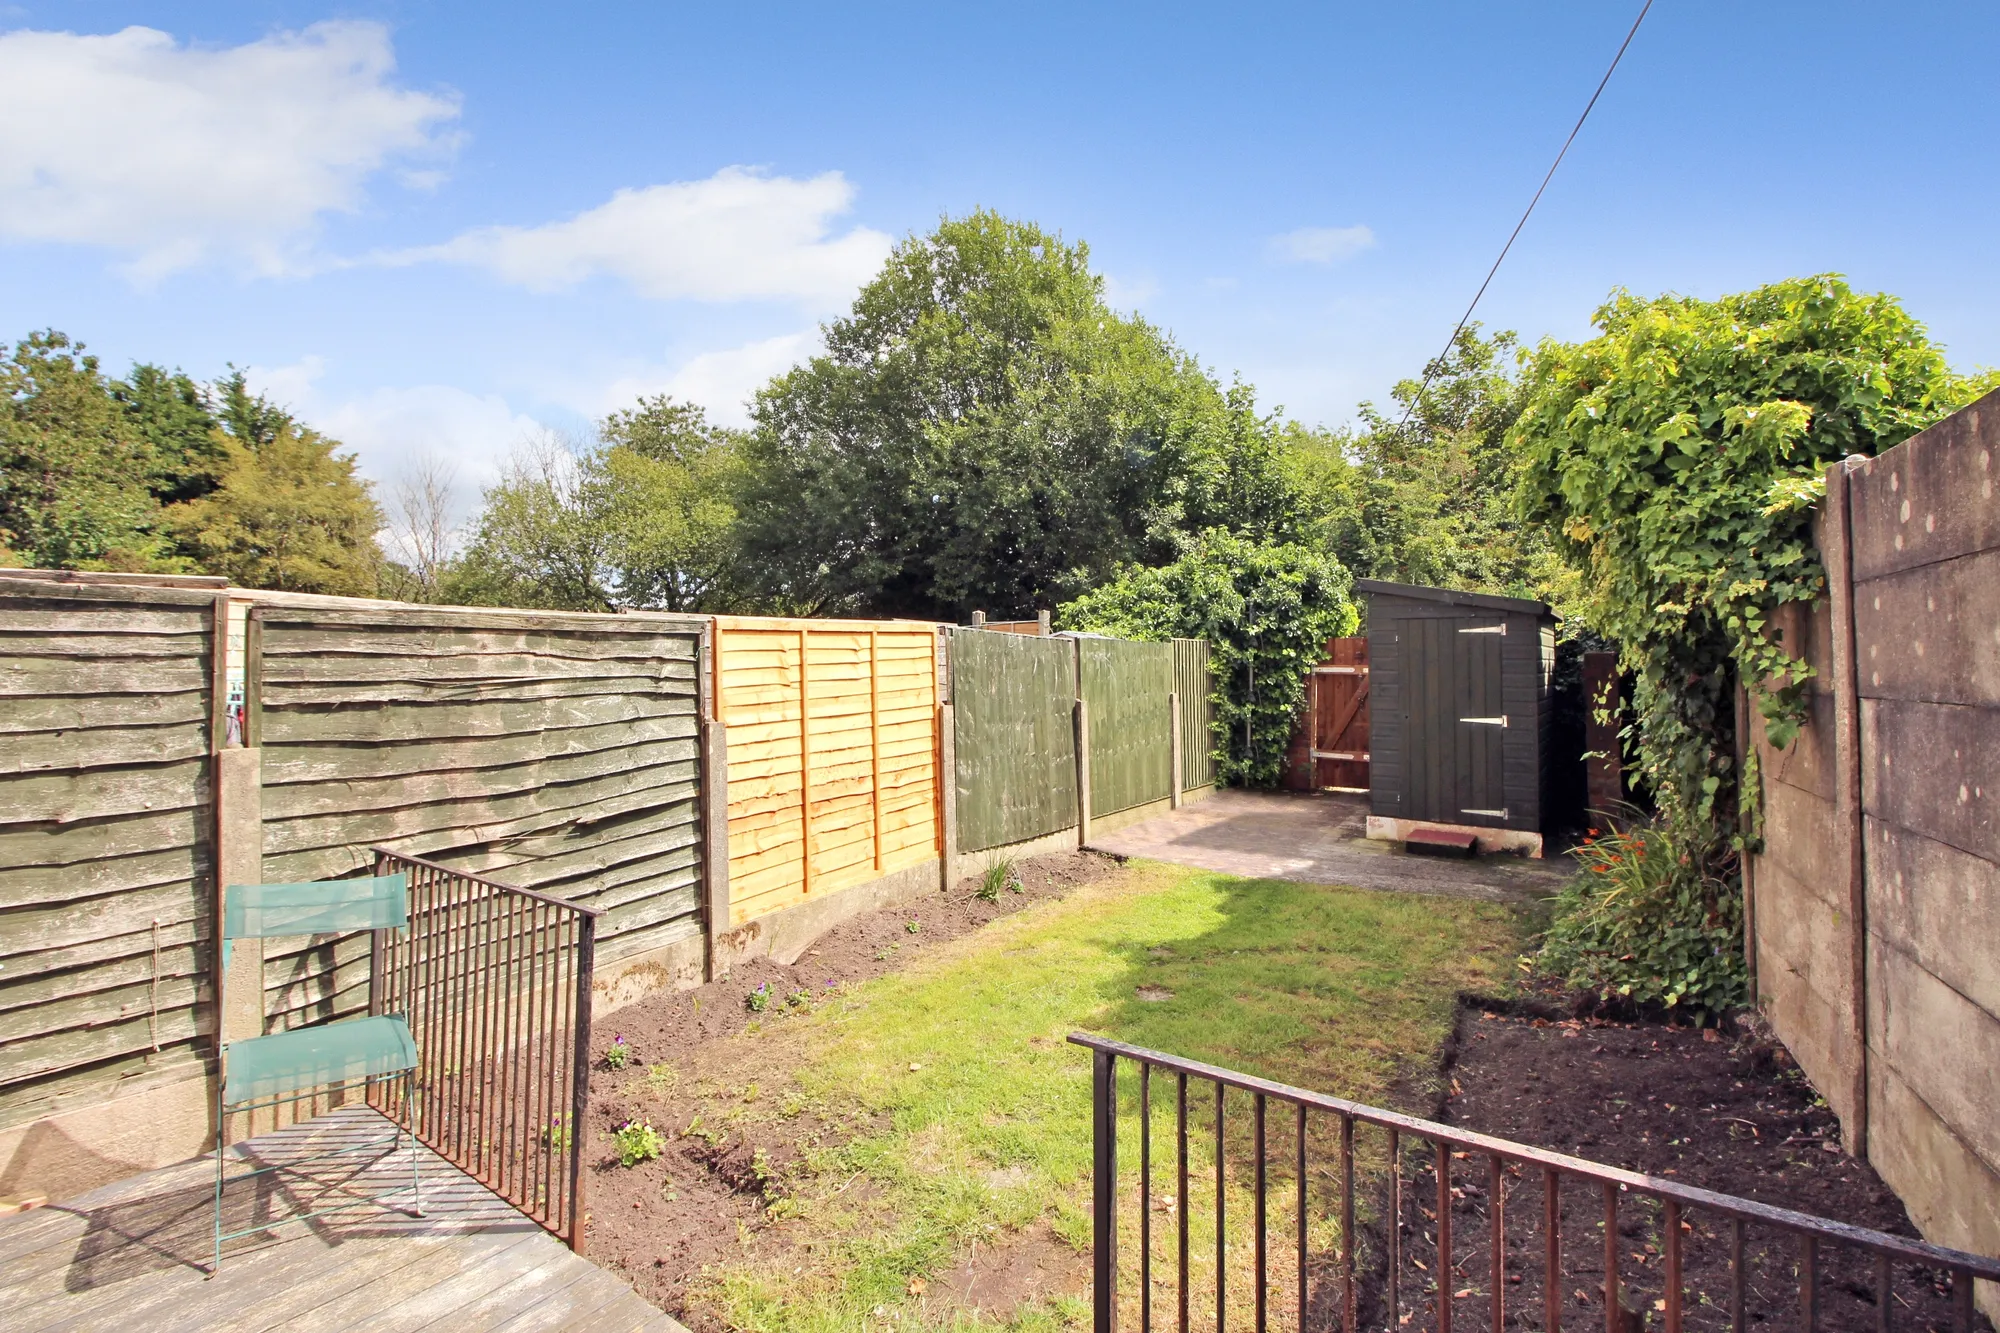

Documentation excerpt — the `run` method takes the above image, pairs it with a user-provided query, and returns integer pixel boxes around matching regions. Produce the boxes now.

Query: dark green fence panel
[1172,638,1218,791]
[952,630,1080,853]
[1079,638,1173,819]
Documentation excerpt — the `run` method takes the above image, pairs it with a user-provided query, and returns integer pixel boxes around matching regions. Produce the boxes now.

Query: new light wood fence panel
[0,583,218,1128]
[257,606,705,1031]
[952,629,1079,853]
[1079,638,1173,818]
[1171,638,1217,792]
[713,617,940,926]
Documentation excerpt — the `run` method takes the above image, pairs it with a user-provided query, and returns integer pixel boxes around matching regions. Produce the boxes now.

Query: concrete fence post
[700,719,731,979]
[939,703,958,891]
[1076,699,1093,847]
[1823,459,1870,1160]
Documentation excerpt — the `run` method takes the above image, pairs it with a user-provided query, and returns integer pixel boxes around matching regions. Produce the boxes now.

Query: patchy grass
[678,860,1520,1333]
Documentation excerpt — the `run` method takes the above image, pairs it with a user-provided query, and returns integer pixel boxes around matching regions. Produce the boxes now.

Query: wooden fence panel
[1171,638,1217,792]
[257,606,706,1030]
[952,629,1079,854]
[1079,638,1173,819]
[0,583,219,1127]
[713,617,940,927]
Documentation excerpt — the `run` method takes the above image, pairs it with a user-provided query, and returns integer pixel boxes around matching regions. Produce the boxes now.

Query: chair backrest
[223,874,409,940]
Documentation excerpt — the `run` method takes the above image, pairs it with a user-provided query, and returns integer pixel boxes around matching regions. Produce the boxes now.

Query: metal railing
[370,848,597,1250]
[1072,1034,1999,1333]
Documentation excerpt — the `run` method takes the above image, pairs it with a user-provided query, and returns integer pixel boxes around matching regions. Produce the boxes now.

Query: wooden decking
[0,1106,681,1333]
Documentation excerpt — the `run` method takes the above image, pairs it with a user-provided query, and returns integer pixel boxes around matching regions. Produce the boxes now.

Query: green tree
[1280,326,1556,602]
[738,211,1297,619]
[1513,275,1990,848]
[167,410,384,596]
[449,398,751,613]
[0,331,177,570]
[597,395,748,611]
[446,434,609,610]
[116,364,228,504]
[1058,531,1357,786]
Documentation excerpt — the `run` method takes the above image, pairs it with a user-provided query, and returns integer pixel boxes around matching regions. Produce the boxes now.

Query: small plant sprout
[976,858,1015,902]
[904,919,921,934]
[603,1034,631,1069]
[746,982,771,1013]
[785,988,812,1011]
[613,1118,665,1167]
[543,1114,571,1152]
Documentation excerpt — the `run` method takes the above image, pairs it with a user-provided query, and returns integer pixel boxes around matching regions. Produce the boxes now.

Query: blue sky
[2,2,1995,518]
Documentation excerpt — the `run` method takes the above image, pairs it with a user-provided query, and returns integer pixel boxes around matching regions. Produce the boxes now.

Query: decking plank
[0,1107,664,1333]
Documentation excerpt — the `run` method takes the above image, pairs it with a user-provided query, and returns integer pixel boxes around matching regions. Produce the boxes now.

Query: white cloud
[592,332,819,428]
[388,167,891,308]
[1267,225,1377,265]
[245,358,544,500]
[0,21,459,280]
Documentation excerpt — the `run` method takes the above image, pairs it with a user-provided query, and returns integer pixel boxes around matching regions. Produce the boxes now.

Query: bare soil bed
[1383,1000,1988,1333]
[579,849,1120,1325]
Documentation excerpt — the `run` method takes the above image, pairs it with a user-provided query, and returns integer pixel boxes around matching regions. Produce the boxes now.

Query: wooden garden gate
[1285,636,1370,791]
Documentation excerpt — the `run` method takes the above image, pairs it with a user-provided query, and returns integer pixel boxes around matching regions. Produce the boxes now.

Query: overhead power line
[1394,0,1655,435]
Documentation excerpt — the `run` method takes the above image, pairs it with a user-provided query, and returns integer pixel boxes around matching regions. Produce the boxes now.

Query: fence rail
[1072,1033,2000,1333]
[370,848,596,1250]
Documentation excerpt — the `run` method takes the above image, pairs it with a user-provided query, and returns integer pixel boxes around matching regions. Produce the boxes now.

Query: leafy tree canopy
[449,396,749,613]
[0,328,383,592]
[737,211,1300,619]
[1513,275,1994,848]
[1058,531,1357,786]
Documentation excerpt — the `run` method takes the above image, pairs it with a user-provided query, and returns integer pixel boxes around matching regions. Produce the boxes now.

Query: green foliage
[167,417,384,595]
[1,330,382,593]
[1058,530,1357,786]
[1514,276,1985,849]
[449,396,749,612]
[1535,819,1745,1024]
[613,1118,665,1168]
[1277,326,1565,608]
[736,210,1304,619]
[976,858,1016,903]
[747,983,772,1013]
[0,331,180,571]
[603,1035,631,1070]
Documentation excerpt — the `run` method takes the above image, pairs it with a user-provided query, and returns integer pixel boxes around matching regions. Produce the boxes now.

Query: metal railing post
[1093,1049,1119,1333]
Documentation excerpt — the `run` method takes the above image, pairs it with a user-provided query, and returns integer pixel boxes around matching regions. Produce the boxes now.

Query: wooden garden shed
[1356,579,1555,854]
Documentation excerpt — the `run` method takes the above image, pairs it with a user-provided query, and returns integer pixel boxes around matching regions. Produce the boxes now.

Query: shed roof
[1353,578,1552,618]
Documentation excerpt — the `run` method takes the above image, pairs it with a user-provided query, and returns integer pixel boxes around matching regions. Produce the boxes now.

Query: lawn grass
[679,860,1520,1333]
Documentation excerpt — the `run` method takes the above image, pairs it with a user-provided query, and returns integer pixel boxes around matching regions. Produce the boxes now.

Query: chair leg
[212,1081,225,1276]
[408,1071,423,1218]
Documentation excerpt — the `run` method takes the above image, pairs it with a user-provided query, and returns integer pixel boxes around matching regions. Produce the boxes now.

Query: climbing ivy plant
[1514,275,1991,850]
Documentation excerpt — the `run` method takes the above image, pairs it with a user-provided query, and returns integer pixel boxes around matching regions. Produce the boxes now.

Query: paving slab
[1089,789,1570,902]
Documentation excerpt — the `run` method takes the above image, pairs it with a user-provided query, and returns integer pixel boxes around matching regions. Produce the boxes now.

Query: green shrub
[1058,529,1357,786]
[603,1034,630,1069]
[1535,818,1745,1024]
[613,1119,665,1167]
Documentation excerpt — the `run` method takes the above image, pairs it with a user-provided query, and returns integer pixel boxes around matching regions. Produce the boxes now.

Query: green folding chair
[213,874,421,1273]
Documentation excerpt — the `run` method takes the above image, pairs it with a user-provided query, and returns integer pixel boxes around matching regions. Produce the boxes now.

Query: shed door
[1404,617,1508,825]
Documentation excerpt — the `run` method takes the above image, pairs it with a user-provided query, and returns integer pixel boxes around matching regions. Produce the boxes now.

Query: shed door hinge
[1460,807,1509,819]
[1458,624,1506,635]
[1459,715,1507,727]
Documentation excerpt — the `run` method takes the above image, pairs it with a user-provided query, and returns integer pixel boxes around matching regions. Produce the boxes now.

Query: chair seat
[224,1015,417,1106]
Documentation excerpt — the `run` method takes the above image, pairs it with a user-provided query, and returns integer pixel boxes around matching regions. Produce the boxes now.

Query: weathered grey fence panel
[1078,638,1173,819]
[255,606,706,1032]
[1171,639,1216,791]
[952,629,1079,853]
[0,584,218,1127]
